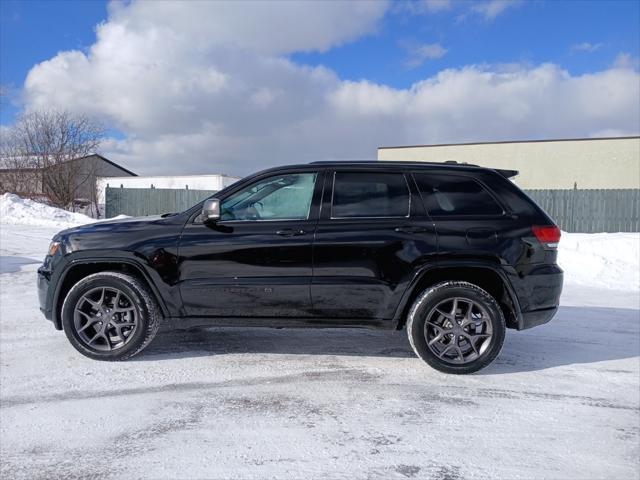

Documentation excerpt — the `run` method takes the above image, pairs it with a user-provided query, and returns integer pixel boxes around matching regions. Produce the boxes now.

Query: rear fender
[392,261,522,329]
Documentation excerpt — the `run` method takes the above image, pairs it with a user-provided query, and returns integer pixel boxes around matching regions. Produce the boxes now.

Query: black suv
[37,161,563,373]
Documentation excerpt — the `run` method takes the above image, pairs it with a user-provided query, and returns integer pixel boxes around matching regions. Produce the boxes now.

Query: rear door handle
[394,226,429,234]
[276,229,306,237]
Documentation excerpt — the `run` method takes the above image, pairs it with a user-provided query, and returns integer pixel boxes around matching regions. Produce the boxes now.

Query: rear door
[311,168,437,322]
[412,171,510,255]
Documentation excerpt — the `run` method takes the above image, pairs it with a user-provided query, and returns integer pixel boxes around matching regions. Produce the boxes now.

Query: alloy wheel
[424,297,493,365]
[73,286,139,351]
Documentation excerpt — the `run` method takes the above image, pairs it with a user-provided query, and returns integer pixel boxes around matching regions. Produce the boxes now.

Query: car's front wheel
[407,281,506,374]
[61,271,161,360]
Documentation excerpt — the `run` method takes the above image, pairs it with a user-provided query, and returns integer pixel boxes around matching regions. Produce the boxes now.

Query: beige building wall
[378,137,640,190]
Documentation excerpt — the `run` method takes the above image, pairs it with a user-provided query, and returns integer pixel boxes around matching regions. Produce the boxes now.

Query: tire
[406,281,505,374]
[61,271,161,361]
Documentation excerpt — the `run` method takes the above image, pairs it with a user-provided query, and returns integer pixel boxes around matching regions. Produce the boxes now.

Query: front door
[178,170,322,317]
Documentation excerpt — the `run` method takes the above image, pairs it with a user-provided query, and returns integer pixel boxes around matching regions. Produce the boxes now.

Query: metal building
[378,136,640,232]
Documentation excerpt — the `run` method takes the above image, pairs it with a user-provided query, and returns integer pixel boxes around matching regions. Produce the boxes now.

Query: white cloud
[18,0,640,176]
[404,43,448,68]
[571,42,603,53]
[396,0,452,15]
[590,129,638,138]
[613,52,640,70]
[422,0,452,13]
[469,0,522,20]
[330,64,640,143]
[105,0,388,56]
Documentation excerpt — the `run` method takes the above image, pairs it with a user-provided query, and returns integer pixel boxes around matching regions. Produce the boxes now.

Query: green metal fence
[525,189,639,233]
[106,186,640,232]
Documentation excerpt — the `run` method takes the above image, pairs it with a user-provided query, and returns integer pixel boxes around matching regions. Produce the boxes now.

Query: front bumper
[37,266,54,322]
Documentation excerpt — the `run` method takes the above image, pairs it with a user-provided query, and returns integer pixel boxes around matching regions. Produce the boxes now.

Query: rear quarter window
[413,173,504,216]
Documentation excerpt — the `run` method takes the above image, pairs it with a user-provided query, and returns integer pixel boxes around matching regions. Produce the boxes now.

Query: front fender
[49,252,180,329]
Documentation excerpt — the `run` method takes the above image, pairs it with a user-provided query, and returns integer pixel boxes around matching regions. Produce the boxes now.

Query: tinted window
[414,173,503,216]
[332,172,410,218]
[221,173,317,221]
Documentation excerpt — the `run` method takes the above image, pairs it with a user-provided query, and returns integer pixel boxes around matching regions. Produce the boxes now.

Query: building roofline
[0,153,137,177]
[84,154,137,176]
[97,173,240,179]
[377,136,640,150]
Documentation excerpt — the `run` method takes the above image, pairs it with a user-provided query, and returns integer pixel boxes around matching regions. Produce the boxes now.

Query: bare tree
[1,110,104,210]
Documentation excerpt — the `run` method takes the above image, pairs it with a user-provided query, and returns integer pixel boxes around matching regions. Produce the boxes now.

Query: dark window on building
[332,172,410,218]
[413,173,503,216]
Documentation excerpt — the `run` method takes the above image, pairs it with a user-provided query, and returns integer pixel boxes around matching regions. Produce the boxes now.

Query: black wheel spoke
[438,344,454,359]
[112,290,121,310]
[77,318,100,333]
[460,333,479,355]
[102,333,112,350]
[434,308,453,320]
[87,331,102,345]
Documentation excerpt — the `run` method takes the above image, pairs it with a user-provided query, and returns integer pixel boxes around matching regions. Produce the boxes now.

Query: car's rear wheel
[61,271,161,360]
[407,281,505,374]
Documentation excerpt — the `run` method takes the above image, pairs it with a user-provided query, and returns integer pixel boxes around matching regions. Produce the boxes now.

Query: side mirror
[202,198,220,222]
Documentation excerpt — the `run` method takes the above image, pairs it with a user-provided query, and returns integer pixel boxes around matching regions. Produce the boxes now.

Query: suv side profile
[37,161,563,374]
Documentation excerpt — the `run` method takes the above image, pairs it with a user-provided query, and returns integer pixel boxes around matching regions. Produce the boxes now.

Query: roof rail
[307,160,518,178]
[308,160,480,167]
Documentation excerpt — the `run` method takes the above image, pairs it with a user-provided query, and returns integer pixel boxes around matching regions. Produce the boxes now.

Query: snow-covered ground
[1,194,639,479]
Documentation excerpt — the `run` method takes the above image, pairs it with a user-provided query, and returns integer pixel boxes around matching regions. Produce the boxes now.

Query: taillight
[532,225,561,248]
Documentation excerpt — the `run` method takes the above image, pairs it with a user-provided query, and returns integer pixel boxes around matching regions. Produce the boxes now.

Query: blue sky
[1,0,106,122]
[1,0,638,175]
[294,1,640,86]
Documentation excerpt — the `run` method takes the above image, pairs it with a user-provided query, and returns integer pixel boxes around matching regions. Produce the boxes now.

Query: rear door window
[332,172,410,218]
[413,173,503,216]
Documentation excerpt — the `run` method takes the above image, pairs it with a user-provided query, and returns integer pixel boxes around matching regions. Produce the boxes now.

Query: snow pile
[559,232,640,291]
[0,193,93,227]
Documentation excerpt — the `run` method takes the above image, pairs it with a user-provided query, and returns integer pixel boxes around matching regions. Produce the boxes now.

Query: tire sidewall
[408,282,506,374]
[61,273,152,361]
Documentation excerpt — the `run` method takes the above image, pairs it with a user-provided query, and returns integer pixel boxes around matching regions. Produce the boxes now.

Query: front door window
[221,173,317,221]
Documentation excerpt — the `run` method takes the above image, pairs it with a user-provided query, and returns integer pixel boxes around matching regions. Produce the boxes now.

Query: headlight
[48,241,61,256]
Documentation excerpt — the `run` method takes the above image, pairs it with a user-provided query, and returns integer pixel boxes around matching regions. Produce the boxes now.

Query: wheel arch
[394,262,522,330]
[52,259,169,330]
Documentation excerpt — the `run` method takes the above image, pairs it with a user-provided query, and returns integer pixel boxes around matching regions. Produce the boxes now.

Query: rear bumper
[510,264,563,330]
[519,306,558,330]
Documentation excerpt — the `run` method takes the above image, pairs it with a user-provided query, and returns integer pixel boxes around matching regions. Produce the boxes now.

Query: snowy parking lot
[1,194,639,479]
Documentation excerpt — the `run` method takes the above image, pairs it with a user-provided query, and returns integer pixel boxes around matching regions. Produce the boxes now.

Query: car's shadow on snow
[135,305,639,374]
[0,255,40,274]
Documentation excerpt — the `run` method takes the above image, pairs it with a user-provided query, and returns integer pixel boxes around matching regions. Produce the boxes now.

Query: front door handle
[394,226,429,234]
[276,229,306,237]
